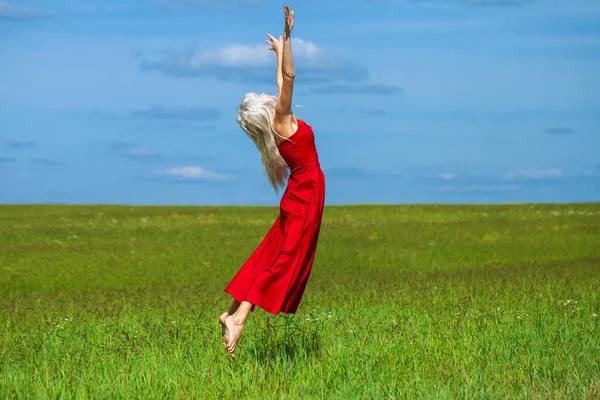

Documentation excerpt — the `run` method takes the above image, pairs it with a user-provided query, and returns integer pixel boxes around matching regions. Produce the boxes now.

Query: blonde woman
[219,4,326,358]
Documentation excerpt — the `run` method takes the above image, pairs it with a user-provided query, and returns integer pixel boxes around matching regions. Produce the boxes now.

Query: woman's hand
[265,33,283,53]
[283,4,294,38]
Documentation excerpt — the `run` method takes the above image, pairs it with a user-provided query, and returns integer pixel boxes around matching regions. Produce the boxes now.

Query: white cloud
[153,166,228,181]
[189,38,325,68]
[503,168,562,180]
[193,44,270,68]
[139,37,368,83]
[440,173,455,180]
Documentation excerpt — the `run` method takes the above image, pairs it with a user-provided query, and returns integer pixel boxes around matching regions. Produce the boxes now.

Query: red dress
[224,119,326,314]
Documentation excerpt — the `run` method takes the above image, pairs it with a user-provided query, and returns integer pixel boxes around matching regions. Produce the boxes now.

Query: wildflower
[593,314,597,318]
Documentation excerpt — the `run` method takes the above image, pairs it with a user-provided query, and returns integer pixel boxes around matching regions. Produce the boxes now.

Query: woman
[218,4,326,358]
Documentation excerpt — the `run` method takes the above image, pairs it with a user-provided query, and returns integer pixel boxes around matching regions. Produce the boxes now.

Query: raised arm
[274,4,296,136]
[265,33,283,98]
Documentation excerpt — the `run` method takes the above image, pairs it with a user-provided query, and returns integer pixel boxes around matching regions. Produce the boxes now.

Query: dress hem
[223,288,298,315]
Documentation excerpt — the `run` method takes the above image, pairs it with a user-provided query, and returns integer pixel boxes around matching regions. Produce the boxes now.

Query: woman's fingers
[266,33,281,47]
[265,39,276,52]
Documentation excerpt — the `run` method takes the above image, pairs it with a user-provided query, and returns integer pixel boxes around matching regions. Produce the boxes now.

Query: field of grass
[1,203,599,399]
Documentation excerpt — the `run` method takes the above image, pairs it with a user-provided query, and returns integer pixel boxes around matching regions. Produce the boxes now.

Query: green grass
[1,203,599,399]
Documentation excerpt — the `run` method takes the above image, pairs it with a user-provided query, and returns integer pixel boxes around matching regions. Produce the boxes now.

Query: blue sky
[1,0,599,205]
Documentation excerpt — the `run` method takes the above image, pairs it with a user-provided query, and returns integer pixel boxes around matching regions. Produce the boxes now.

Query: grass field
[1,203,599,399]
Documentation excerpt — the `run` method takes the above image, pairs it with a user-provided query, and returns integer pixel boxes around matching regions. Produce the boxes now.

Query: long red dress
[224,119,326,314]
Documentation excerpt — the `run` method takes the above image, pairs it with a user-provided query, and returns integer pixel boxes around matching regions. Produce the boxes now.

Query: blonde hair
[237,92,289,192]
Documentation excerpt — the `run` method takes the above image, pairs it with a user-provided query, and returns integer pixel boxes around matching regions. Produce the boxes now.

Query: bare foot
[219,313,229,349]
[224,315,245,358]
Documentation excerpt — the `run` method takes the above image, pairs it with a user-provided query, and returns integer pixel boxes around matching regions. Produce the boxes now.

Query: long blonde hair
[236,92,289,192]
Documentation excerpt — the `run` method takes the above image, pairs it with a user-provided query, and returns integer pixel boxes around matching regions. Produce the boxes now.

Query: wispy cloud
[324,167,400,179]
[412,0,531,6]
[138,38,368,84]
[132,106,220,120]
[6,139,36,149]
[108,141,140,150]
[133,123,217,132]
[0,156,16,163]
[133,123,187,132]
[30,158,61,166]
[308,83,404,96]
[0,1,47,20]
[503,168,562,180]
[421,169,599,194]
[358,0,391,4]
[156,0,268,12]
[415,169,565,193]
[461,0,531,6]
[126,147,163,160]
[189,125,217,132]
[105,142,213,163]
[335,108,388,116]
[543,127,575,136]
[105,141,161,159]
[436,184,521,192]
[152,166,229,181]
[415,172,494,188]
